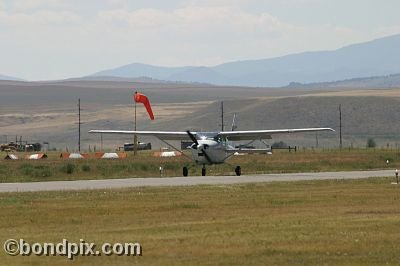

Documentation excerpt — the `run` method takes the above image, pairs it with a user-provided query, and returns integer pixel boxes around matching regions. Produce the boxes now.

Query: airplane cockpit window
[198,133,222,142]
[214,135,227,144]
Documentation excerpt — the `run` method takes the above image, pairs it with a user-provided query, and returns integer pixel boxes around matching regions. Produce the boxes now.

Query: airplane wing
[89,127,334,141]
[225,148,272,154]
[88,130,192,141]
[219,128,334,141]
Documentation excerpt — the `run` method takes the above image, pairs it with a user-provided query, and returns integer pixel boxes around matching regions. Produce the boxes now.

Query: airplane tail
[231,113,238,131]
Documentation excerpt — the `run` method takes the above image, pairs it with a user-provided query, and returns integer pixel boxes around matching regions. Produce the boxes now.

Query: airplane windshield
[197,133,227,144]
[197,132,220,141]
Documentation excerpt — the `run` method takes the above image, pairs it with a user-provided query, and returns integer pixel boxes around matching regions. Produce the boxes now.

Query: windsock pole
[134,92,137,155]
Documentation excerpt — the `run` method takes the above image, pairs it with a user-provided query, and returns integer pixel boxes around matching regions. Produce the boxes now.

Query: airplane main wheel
[201,166,206,176]
[183,167,188,177]
[235,166,241,176]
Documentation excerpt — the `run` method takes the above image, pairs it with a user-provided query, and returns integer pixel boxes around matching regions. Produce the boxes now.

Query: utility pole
[100,133,103,151]
[221,101,224,131]
[315,132,319,148]
[339,104,342,149]
[78,98,81,152]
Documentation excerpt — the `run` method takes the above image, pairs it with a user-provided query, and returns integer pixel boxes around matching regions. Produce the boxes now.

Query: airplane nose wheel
[235,166,241,176]
[201,165,206,176]
[183,166,188,177]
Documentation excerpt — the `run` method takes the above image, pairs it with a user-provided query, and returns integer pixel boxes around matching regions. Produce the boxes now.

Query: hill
[91,34,400,87]
[0,74,23,81]
[287,73,400,88]
[147,95,400,147]
[1,79,400,149]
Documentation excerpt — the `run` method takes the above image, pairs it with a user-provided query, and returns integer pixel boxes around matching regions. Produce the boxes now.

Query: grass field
[0,148,399,183]
[0,177,399,265]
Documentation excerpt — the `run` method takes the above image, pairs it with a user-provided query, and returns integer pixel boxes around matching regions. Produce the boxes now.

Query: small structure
[153,151,182,157]
[1,143,16,152]
[26,153,48,160]
[181,141,194,150]
[123,142,152,151]
[60,153,89,159]
[4,154,18,160]
[94,152,127,159]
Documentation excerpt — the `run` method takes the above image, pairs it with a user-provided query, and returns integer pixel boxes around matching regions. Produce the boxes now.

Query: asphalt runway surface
[0,170,395,193]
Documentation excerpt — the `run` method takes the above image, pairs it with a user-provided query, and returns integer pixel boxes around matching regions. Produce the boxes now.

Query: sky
[0,0,400,80]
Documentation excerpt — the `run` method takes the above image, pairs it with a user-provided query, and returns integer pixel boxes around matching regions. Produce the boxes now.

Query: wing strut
[157,138,192,162]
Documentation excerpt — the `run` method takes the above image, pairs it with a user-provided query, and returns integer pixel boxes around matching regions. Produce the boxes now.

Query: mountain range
[0,74,23,81]
[92,34,400,87]
[2,34,400,87]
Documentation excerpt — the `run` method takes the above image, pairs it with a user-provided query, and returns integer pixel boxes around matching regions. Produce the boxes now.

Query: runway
[0,170,395,193]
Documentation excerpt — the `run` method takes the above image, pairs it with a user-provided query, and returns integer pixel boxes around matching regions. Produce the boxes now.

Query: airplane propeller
[199,144,212,164]
[186,130,212,164]
[186,130,199,148]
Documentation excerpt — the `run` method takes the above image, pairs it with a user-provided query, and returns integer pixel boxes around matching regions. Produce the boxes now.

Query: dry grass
[0,102,210,141]
[0,177,399,265]
[304,88,400,98]
[0,148,399,183]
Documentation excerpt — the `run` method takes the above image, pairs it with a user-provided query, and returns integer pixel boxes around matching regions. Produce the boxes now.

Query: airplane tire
[201,167,206,176]
[183,167,188,177]
[235,166,241,176]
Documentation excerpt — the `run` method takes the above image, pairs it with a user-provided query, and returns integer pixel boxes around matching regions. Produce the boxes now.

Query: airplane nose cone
[190,143,198,149]
[198,144,209,150]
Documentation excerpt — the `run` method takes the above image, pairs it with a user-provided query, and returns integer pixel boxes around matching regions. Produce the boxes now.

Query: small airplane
[89,127,334,176]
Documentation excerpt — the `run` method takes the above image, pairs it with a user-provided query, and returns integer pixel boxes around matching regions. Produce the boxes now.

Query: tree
[367,138,376,148]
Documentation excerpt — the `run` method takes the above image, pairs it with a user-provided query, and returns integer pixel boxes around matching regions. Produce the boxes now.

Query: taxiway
[0,170,394,193]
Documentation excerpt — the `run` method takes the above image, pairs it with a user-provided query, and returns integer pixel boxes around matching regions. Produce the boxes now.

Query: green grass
[1,148,399,182]
[0,177,399,265]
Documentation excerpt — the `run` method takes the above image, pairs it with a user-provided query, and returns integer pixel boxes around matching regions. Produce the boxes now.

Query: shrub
[82,165,91,172]
[367,138,376,148]
[61,163,75,174]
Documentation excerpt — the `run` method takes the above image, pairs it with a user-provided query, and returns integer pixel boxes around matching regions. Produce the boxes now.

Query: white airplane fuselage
[190,139,232,165]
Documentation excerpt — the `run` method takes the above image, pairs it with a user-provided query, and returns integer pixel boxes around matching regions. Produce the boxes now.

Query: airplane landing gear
[235,166,241,176]
[183,166,188,177]
[202,164,206,176]
[182,165,239,177]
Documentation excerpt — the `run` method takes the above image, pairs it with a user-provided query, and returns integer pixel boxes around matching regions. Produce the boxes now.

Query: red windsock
[134,92,154,120]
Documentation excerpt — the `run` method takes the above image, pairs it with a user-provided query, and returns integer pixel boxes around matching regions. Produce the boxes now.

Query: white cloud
[98,8,175,29]
[10,0,67,11]
[106,0,130,8]
[374,25,400,39]
[0,10,80,26]
[97,6,297,40]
